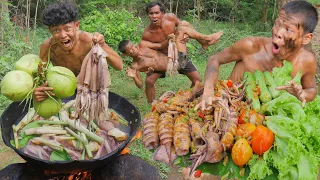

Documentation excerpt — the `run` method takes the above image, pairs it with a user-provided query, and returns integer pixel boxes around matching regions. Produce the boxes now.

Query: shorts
[151,60,198,78]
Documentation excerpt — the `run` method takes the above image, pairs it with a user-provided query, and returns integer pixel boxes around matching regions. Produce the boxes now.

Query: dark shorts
[151,60,198,78]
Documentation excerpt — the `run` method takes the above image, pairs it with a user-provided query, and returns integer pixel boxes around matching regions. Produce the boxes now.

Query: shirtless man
[196,1,318,110]
[33,2,123,102]
[142,2,222,103]
[118,40,174,88]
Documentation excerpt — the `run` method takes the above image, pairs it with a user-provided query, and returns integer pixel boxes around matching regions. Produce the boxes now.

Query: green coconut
[15,54,41,76]
[1,70,34,101]
[46,66,77,98]
[33,97,62,118]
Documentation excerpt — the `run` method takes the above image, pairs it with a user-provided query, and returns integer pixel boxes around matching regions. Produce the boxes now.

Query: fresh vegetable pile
[142,60,320,179]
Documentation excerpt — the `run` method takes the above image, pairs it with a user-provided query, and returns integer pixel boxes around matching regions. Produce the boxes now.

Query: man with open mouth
[196,0,318,111]
[33,2,123,102]
[140,2,223,104]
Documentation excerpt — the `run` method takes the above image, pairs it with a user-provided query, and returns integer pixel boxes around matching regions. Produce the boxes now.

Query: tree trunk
[25,0,31,45]
[231,0,238,24]
[169,0,173,13]
[271,0,277,25]
[197,0,201,24]
[31,0,39,44]
[175,0,179,15]
[262,0,269,31]
[1,0,8,56]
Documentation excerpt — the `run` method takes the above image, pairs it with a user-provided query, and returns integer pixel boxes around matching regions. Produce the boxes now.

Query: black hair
[43,2,78,27]
[145,2,166,14]
[282,0,318,33]
[118,40,131,54]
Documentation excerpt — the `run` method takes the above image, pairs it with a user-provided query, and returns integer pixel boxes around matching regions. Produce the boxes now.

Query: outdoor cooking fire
[45,170,93,180]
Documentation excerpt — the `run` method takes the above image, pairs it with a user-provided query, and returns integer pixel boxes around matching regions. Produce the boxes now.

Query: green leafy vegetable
[50,149,72,161]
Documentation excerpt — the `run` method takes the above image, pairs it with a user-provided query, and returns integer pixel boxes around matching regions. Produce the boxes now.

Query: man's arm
[196,37,256,110]
[126,67,143,89]
[34,40,54,102]
[139,40,168,51]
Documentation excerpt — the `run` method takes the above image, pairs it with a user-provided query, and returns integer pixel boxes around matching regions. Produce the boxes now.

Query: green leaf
[50,149,72,162]
[19,135,38,148]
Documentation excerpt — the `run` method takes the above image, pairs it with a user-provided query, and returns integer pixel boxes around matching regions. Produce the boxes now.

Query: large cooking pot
[1,92,141,174]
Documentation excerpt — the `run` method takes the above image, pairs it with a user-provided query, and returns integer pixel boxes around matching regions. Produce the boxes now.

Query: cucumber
[243,72,260,111]
[253,70,272,103]
[264,71,280,99]
[245,85,260,111]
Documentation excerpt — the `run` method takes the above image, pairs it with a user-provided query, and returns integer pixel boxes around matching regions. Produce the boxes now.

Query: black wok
[0,92,141,174]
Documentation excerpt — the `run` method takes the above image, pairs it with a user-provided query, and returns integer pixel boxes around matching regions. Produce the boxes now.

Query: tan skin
[196,10,317,111]
[34,21,123,102]
[124,41,171,89]
[143,5,225,103]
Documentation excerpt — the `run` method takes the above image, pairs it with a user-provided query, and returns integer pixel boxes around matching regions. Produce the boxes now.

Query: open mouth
[61,40,72,48]
[272,43,280,54]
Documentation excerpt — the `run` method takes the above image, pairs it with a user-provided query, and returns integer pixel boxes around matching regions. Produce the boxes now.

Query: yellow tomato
[232,138,253,167]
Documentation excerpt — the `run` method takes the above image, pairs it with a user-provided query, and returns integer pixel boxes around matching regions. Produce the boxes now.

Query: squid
[173,114,190,156]
[142,112,160,150]
[153,113,176,164]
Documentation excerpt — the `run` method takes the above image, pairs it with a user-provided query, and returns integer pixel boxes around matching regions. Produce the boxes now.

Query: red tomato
[151,106,156,112]
[251,125,274,155]
[232,138,253,167]
[227,80,233,88]
[163,99,168,103]
[198,112,205,119]
[194,170,202,178]
[256,86,261,95]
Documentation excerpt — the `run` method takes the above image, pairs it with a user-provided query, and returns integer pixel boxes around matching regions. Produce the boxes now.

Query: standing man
[142,2,222,103]
[33,2,123,102]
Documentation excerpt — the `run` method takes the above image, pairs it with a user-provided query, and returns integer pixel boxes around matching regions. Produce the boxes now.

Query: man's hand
[194,93,220,111]
[180,34,189,44]
[126,67,137,78]
[92,32,105,46]
[34,81,54,102]
[144,67,154,76]
[276,80,307,106]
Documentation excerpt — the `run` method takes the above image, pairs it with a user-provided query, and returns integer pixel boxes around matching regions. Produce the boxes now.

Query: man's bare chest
[243,52,282,72]
[146,26,175,42]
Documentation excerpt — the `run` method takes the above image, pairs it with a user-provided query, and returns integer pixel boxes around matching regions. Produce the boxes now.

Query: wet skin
[142,5,178,54]
[197,10,317,110]
[125,42,168,72]
[34,21,123,102]
[141,5,202,103]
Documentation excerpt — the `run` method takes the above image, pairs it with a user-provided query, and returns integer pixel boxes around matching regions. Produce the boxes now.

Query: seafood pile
[11,100,128,161]
[142,80,248,173]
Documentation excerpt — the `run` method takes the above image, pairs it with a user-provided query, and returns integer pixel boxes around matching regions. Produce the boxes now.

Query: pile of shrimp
[142,80,246,173]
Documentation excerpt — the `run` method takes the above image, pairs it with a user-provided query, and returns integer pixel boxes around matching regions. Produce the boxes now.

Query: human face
[148,5,164,27]
[125,42,139,57]
[49,21,80,51]
[272,11,305,59]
